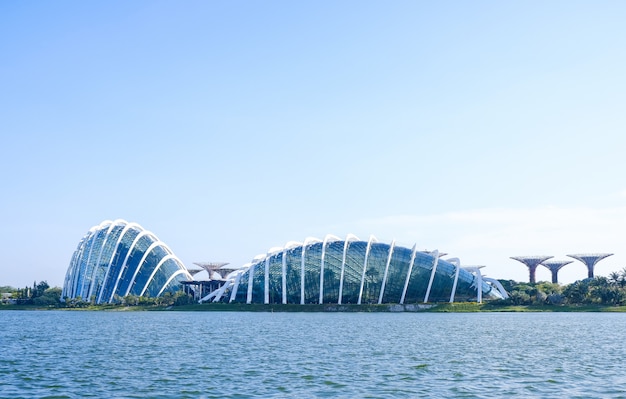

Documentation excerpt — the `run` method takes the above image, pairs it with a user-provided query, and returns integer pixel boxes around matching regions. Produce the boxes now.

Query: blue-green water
[1,311,626,398]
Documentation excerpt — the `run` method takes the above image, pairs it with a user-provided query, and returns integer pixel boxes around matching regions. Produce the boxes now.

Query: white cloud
[344,206,626,284]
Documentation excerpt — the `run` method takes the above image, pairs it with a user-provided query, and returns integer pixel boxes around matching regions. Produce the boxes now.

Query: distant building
[541,260,573,284]
[1,292,16,305]
[510,256,553,284]
[567,253,613,279]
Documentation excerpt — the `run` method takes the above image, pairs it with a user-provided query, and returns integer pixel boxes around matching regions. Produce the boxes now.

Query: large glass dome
[205,235,506,304]
[62,219,191,303]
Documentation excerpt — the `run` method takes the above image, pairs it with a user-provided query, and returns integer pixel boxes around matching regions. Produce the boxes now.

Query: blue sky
[2,1,626,288]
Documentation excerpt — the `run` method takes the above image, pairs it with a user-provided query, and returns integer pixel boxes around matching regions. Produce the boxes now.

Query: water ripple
[2,311,626,397]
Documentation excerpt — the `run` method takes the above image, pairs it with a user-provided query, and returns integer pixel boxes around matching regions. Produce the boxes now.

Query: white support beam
[423,250,440,303]
[400,244,418,304]
[246,264,255,304]
[448,258,461,303]
[282,251,287,304]
[378,240,396,304]
[357,236,376,305]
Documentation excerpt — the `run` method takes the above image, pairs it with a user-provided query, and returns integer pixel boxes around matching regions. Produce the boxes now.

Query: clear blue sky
[2,1,626,288]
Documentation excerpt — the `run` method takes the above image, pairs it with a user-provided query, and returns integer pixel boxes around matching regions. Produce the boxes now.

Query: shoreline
[4,302,626,312]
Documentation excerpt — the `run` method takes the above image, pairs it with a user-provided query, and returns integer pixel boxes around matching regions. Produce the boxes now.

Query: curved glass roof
[62,219,191,303]
[203,234,505,305]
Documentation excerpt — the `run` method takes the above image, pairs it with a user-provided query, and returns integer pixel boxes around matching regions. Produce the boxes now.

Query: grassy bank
[5,302,626,312]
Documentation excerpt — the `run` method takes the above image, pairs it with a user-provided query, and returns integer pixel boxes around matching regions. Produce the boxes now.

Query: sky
[1,1,626,288]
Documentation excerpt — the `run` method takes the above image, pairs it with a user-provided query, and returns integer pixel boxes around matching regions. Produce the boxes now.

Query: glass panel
[285,247,302,304]
[381,246,412,304]
[428,260,456,302]
[100,227,140,302]
[404,252,434,303]
[268,253,282,304]
[115,234,155,296]
[78,227,109,298]
[130,245,169,296]
[341,241,367,304]
[322,241,343,303]
[232,270,250,303]
[303,243,322,304]
[144,259,183,297]
[361,243,389,304]
[69,230,95,299]
[89,224,125,302]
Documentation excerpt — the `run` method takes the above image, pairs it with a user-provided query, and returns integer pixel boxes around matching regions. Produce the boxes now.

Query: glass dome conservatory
[62,219,192,303]
[203,235,506,305]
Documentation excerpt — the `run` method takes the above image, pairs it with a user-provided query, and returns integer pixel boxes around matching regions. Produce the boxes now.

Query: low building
[201,235,506,304]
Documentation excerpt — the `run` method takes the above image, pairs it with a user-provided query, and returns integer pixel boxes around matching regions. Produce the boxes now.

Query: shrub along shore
[6,273,626,312]
[4,302,626,312]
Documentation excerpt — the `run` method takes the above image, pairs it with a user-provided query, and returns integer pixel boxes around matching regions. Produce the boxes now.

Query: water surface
[1,311,625,398]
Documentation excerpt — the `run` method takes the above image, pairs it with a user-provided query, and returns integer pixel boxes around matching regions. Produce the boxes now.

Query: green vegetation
[493,268,626,307]
[1,281,61,307]
[5,269,626,312]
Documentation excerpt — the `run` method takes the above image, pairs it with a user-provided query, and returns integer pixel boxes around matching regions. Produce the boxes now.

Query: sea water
[1,310,626,398]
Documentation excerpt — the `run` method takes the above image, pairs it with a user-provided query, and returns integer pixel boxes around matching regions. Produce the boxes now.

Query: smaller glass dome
[62,219,191,303]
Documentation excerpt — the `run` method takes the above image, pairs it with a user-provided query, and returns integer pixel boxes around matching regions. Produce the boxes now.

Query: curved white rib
[106,230,153,302]
[264,257,270,304]
[400,244,418,304]
[69,236,89,298]
[252,253,266,262]
[62,252,75,299]
[78,230,101,297]
[345,233,360,242]
[66,234,90,298]
[483,277,509,299]
[284,241,302,250]
[78,220,113,298]
[358,235,378,305]
[228,268,246,303]
[246,264,256,304]
[300,243,306,304]
[122,233,159,297]
[73,228,100,299]
[462,267,484,303]
[319,234,341,304]
[423,250,440,303]
[378,239,396,304]
[139,253,182,296]
[338,235,358,305]
[97,222,141,303]
[300,237,321,305]
[282,250,287,304]
[211,281,231,302]
[200,288,219,303]
[86,220,124,301]
[267,247,283,256]
[156,269,188,297]
[66,233,90,299]
[303,237,322,246]
[447,258,461,303]
[63,241,84,299]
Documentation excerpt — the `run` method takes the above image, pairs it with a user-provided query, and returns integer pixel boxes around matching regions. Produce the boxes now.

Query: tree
[563,280,590,304]
[174,290,194,306]
[123,295,139,306]
[33,287,61,307]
